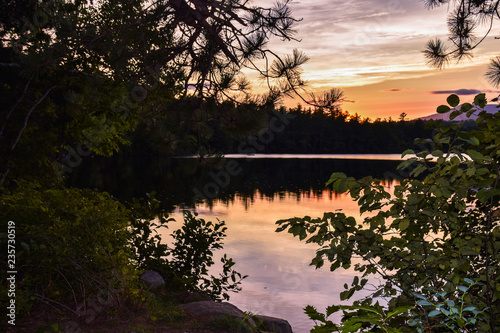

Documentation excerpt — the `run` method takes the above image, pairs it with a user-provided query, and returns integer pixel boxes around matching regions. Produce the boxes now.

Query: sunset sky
[257,0,500,120]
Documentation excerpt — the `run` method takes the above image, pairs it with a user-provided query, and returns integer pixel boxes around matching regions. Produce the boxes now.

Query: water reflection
[70,156,402,332]
[70,155,401,208]
[168,183,398,332]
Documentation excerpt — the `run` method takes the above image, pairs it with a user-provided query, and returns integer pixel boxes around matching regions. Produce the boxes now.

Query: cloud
[382,88,413,92]
[429,89,482,95]
[483,89,500,94]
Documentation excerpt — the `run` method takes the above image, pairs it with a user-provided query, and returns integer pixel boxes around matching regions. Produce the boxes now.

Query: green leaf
[401,149,414,157]
[460,102,473,112]
[413,293,427,300]
[461,246,479,255]
[326,172,347,186]
[432,149,443,157]
[428,310,441,317]
[437,105,451,113]
[449,110,461,120]
[329,172,346,179]
[399,219,410,231]
[325,305,341,317]
[305,305,326,322]
[462,136,480,146]
[466,149,484,161]
[476,188,500,204]
[386,305,413,318]
[408,318,420,327]
[466,109,476,118]
[474,93,487,108]
[447,94,460,107]
[352,276,359,286]
[463,306,476,312]
[334,178,349,193]
[463,278,475,285]
[466,166,476,176]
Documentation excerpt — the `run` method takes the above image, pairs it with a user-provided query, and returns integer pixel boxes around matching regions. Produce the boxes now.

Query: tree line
[127,105,432,156]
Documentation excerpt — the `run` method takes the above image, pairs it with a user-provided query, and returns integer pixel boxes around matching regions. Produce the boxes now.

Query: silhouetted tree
[0,0,327,185]
[399,112,408,122]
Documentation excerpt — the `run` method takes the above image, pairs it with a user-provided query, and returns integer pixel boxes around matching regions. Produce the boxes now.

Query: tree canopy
[0,0,320,187]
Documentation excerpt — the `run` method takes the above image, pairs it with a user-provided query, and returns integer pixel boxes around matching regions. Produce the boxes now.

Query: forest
[129,105,433,156]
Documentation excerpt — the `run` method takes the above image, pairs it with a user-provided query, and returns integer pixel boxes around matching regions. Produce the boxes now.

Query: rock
[139,270,165,292]
[255,314,293,333]
[180,301,256,328]
[177,291,213,303]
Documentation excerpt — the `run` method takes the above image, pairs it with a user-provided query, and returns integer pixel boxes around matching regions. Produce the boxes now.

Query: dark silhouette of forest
[247,107,431,154]
[131,105,433,156]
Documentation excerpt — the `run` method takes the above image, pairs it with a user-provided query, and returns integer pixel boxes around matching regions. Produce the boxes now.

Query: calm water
[168,188,398,332]
[166,155,401,332]
[178,153,410,160]
[71,154,404,332]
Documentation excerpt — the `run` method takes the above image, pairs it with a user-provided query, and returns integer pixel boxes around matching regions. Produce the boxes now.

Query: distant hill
[419,104,499,121]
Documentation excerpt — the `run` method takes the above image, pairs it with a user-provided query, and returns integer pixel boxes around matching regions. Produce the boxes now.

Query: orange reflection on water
[168,181,399,332]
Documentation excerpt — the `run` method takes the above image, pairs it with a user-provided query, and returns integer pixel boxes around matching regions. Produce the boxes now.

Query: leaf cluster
[410,279,486,332]
[0,182,136,315]
[305,302,413,333]
[129,195,246,301]
[276,93,500,332]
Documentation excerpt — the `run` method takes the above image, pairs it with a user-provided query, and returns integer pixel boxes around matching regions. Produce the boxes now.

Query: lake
[70,154,404,332]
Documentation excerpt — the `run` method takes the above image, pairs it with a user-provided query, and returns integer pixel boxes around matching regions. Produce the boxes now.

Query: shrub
[0,182,136,316]
[277,94,500,332]
[129,195,246,301]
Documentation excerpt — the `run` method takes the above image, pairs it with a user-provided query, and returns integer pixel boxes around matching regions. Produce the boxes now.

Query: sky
[252,0,500,120]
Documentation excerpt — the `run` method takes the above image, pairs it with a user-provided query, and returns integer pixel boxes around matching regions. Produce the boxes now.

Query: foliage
[0,0,312,327]
[170,210,246,300]
[130,195,246,301]
[0,0,307,99]
[422,0,500,85]
[0,0,321,186]
[276,93,500,332]
[305,303,412,333]
[0,182,136,314]
[146,293,186,325]
[132,97,272,157]
[128,193,174,274]
[0,184,245,327]
[410,278,486,332]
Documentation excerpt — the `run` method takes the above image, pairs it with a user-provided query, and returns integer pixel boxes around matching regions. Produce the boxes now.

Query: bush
[0,183,136,316]
[277,94,500,332]
[129,195,246,301]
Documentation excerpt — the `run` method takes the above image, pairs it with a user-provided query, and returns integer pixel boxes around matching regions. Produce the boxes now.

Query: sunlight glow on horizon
[252,0,500,119]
